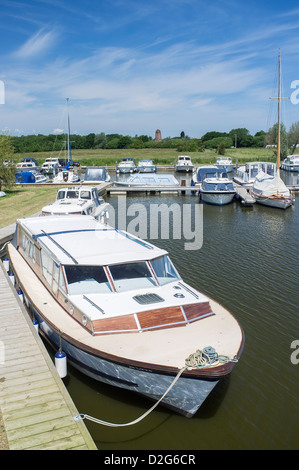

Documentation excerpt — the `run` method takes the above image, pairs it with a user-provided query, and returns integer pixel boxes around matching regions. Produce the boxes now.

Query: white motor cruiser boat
[8,215,244,417]
[191,165,218,189]
[175,155,194,172]
[136,160,157,173]
[200,170,236,205]
[116,158,137,173]
[233,162,276,188]
[41,186,109,218]
[280,155,299,172]
[215,157,234,173]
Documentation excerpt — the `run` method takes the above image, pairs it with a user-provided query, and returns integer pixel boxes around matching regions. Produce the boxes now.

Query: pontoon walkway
[0,261,97,450]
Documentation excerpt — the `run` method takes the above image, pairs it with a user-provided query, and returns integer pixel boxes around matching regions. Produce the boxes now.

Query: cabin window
[108,262,156,292]
[150,255,180,285]
[57,190,66,200]
[40,250,53,286]
[20,230,36,264]
[64,265,112,294]
[80,190,91,200]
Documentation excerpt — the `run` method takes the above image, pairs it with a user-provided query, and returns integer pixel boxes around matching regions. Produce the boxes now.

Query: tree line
[7,122,299,155]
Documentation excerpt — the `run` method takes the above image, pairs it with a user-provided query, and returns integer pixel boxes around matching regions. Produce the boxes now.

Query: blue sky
[1,0,299,139]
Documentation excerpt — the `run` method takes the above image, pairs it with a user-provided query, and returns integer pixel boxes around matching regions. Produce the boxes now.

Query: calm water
[58,169,299,450]
[11,169,298,450]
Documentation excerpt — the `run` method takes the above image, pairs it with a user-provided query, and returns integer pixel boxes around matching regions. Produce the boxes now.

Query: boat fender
[8,272,15,285]
[17,289,24,303]
[32,319,39,333]
[55,350,67,378]
[3,258,9,272]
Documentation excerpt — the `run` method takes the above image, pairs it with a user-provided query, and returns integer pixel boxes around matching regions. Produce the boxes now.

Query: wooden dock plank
[0,261,97,450]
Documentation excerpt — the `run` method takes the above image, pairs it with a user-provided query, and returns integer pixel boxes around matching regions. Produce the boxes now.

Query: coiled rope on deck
[74,346,238,427]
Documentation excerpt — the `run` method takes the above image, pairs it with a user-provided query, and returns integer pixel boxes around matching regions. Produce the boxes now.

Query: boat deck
[0,261,97,450]
[8,243,244,374]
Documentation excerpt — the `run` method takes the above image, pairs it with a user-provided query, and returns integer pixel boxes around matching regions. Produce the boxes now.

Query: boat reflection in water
[8,215,244,417]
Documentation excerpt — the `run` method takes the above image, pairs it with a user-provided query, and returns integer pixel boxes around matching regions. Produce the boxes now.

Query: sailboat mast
[66,98,72,164]
[277,49,281,175]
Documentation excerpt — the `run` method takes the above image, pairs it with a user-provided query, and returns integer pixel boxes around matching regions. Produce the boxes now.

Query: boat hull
[175,165,194,172]
[252,195,293,209]
[26,302,219,417]
[200,191,236,205]
[280,163,299,172]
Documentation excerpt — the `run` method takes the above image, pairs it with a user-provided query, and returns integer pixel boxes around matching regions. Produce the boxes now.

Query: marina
[0,166,298,450]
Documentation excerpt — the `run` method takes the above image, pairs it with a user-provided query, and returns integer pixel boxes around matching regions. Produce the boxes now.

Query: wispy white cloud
[14,27,58,59]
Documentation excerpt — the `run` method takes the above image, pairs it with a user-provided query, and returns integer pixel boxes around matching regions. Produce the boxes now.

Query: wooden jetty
[234,185,256,206]
[0,261,97,450]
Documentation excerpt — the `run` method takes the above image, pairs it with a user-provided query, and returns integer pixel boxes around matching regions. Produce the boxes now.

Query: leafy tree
[0,135,15,190]
[288,122,299,154]
[94,132,107,148]
[201,131,228,142]
[265,122,288,158]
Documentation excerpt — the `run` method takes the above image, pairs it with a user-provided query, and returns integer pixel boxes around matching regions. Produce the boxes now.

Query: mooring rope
[74,346,237,427]
[74,365,187,427]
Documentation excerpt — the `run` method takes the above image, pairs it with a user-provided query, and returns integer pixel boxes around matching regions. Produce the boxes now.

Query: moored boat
[215,157,234,173]
[175,155,194,172]
[41,186,109,218]
[200,170,236,205]
[114,173,179,187]
[116,158,137,174]
[281,155,299,172]
[8,215,244,417]
[52,169,80,184]
[137,160,157,173]
[233,161,276,188]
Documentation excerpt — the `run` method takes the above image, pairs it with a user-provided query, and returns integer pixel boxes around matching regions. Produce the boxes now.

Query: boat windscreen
[109,262,156,292]
[150,255,180,285]
[64,265,112,294]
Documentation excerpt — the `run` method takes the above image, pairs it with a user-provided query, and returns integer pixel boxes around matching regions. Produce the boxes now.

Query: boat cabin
[12,216,214,336]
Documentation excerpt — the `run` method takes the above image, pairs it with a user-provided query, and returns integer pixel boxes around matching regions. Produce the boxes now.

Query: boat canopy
[17,216,168,266]
[196,168,228,181]
[84,167,108,182]
[15,172,36,183]
[252,171,290,197]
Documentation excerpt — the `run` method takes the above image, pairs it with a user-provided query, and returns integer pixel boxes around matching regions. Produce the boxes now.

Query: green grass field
[14,146,276,167]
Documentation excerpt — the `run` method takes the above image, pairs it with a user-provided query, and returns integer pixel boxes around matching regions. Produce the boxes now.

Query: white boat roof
[18,216,167,265]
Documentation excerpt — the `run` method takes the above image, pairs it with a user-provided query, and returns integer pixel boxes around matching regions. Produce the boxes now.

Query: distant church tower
[155,129,162,142]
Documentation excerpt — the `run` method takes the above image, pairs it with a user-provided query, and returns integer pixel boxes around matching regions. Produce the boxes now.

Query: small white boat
[250,171,294,209]
[41,186,109,218]
[115,173,179,187]
[200,171,236,205]
[42,158,60,173]
[116,158,137,173]
[84,167,110,183]
[233,162,276,188]
[8,215,244,417]
[215,157,234,173]
[137,160,157,173]
[52,169,80,184]
[16,161,39,171]
[281,155,299,172]
[175,155,194,172]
